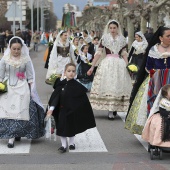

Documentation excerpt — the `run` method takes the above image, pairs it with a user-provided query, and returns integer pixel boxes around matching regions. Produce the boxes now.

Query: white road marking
[0,138,31,154]
[118,112,148,151]
[69,127,108,152]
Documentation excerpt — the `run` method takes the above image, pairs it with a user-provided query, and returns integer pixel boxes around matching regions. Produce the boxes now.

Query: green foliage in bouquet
[48,41,54,47]
[45,74,60,85]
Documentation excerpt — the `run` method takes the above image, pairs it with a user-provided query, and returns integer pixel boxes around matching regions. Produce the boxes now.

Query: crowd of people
[0,19,170,155]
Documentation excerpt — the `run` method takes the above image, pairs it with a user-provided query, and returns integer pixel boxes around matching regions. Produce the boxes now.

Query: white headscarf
[103,19,122,36]
[46,30,75,79]
[3,36,44,110]
[149,89,162,118]
[101,19,126,54]
[132,31,148,51]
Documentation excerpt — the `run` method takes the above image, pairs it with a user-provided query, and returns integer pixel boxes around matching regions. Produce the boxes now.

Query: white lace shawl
[148,44,170,59]
[101,33,127,54]
[46,39,76,79]
[2,36,44,109]
[79,52,92,63]
[131,40,148,54]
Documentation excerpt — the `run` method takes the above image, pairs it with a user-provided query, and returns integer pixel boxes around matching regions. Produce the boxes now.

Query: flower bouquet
[126,63,139,73]
[45,74,61,85]
[0,80,7,94]
[48,41,54,47]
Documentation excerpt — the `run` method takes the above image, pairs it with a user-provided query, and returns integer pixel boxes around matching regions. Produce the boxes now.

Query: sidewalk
[0,44,33,59]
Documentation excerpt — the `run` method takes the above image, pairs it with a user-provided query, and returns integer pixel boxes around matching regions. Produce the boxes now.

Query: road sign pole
[13,0,16,35]
[19,0,22,30]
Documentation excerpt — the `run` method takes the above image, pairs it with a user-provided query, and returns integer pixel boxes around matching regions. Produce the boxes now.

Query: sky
[52,0,88,20]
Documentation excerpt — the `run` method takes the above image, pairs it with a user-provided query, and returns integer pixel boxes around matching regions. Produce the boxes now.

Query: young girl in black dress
[46,63,96,153]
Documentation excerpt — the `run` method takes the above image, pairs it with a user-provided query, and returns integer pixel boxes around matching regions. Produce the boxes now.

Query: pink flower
[16,72,26,80]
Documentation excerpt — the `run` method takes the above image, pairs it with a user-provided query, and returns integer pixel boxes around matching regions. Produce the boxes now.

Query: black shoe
[7,143,14,148]
[108,116,114,120]
[69,144,75,150]
[113,111,117,116]
[58,146,67,153]
[15,137,21,141]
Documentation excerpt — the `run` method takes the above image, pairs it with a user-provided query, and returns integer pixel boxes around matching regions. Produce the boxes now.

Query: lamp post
[37,0,39,32]
[40,0,44,32]
[31,0,34,37]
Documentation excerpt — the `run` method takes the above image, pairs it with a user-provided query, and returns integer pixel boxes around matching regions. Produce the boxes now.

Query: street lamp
[31,0,34,37]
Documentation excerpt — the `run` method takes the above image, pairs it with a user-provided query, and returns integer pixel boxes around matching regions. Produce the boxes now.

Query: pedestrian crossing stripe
[0,127,107,154]
[0,138,31,154]
[0,113,148,154]
[70,127,107,152]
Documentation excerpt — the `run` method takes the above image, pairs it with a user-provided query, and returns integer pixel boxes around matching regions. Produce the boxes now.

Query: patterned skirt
[90,55,132,112]
[125,76,149,135]
[147,69,170,116]
[0,99,45,139]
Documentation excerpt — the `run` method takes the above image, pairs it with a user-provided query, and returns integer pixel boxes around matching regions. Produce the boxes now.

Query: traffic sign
[5,1,22,18]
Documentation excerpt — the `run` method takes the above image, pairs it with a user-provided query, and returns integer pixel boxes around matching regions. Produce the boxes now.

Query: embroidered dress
[125,76,149,134]
[146,45,170,116]
[46,35,76,81]
[125,45,170,134]
[90,32,132,111]
[0,37,45,139]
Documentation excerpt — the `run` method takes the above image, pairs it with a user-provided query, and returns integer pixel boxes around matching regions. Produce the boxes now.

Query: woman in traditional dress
[45,30,76,85]
[78,37,85,49]
[0,36,45,148]
[71,37,79,56]
[87,20,132,120]
[125,26,170,134]
[128,31,148,80]
[77,45,94,91]
[83,30,92,46]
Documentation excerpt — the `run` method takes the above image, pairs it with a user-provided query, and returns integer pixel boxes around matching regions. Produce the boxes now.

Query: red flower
[16,72,26,80]
[149,69,156,78]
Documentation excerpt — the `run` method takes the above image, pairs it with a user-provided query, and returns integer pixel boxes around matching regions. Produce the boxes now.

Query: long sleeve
[26,61,33,83]
[77,55,81,64]
[69,45,77,65]
[128,46,135,62]
[49,91,60,108]
[0,59,5,82]
[146,56,155,71]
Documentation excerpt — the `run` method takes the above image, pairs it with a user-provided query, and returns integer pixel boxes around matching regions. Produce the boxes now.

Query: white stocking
[60,137,67,148]
[69,136,75,146]
[8,138,15,144]
[108,111,113,118]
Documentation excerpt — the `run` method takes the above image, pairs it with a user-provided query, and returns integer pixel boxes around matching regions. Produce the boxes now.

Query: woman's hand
[87,67,94,76]
[47,110,53,117]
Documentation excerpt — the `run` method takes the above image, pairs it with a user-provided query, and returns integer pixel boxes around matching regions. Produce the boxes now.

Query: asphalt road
[0,44,170,170]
